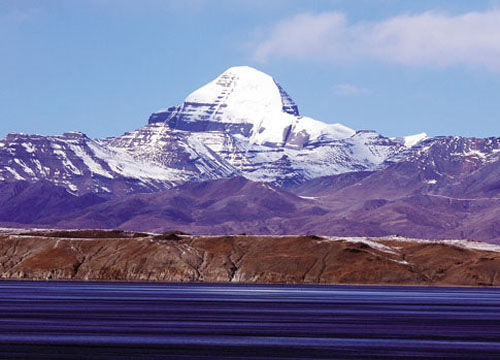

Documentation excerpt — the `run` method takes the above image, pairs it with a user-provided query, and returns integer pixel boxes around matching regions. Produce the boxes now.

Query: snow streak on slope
[0,131,188,194]
[103,122,419,187]
[104,123,237,181]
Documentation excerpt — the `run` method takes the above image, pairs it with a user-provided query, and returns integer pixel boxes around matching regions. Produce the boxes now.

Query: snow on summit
[149,66,355,147]
[185,66,287,116]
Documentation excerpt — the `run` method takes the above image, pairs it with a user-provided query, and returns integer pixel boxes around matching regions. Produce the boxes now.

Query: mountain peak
[222,66,299,116]
[149,66,354,147]
[391,132,428,148]
[184,65,299,117]
[220,65,266,76]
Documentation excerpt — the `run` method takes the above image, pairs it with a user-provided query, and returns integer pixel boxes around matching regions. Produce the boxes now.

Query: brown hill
[0,229,498,286]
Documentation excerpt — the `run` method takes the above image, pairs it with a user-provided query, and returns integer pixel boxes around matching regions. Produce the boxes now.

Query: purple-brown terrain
[1,229,499,286]
[1,66,500,244]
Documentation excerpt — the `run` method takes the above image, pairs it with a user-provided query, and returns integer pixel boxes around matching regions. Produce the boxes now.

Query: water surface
[0,281,499,359]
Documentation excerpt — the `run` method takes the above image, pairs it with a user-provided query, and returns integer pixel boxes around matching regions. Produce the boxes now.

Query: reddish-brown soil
[0,230,498,286]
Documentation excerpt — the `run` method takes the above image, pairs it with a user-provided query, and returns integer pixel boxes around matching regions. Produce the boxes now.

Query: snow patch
[21,142,36,153]
[67,183,78,192]
[392,133,427,148]
[14,159,35,177]
[385,236,500,252]
[88,141,188,183]
[5,167,24,180]
[69,144,113,178]
[403,133,427,147]
[324,236,399,255]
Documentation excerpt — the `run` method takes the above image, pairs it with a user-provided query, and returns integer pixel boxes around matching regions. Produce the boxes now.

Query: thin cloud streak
[333,83,370,96]
[0,8,40,25]
[88,0,292,14]
[253,9,500,71]
[88,0,208,14]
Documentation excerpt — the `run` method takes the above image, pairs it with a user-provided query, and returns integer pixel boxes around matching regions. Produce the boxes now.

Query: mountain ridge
[1,66,500,244]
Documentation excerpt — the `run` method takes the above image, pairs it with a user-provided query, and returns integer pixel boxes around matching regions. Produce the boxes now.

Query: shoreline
[0,278,499,289]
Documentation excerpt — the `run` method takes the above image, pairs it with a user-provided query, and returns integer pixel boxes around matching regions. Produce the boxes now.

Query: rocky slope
[0,229,498,286]
[3,170,500,244]
[288,136,500,242]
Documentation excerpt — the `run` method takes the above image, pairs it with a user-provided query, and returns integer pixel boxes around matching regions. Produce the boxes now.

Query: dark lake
[0,281,499,359]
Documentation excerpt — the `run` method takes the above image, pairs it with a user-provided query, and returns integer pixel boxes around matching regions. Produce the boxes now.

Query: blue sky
[1,0,500,139]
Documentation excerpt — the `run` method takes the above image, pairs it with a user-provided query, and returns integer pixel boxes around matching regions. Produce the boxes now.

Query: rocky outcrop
[1,229,498,286]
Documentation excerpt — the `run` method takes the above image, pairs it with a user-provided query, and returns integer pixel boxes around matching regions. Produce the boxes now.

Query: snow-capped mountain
[148,66,356,148]
[0,66,427,194]
[3,66,500,243]
[0,131,192,194]
[137,66,425,185]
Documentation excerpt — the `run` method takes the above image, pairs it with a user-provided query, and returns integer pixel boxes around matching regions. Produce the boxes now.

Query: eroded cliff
[0,229,498,286]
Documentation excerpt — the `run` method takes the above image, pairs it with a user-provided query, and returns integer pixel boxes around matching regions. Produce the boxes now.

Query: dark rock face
[274,80,300,116]
[148,103,255,137]
[1,230,498,286]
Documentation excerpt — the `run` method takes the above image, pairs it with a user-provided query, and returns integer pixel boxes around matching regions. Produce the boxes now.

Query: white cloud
[253,10,500,71]
[333,83,370,96]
